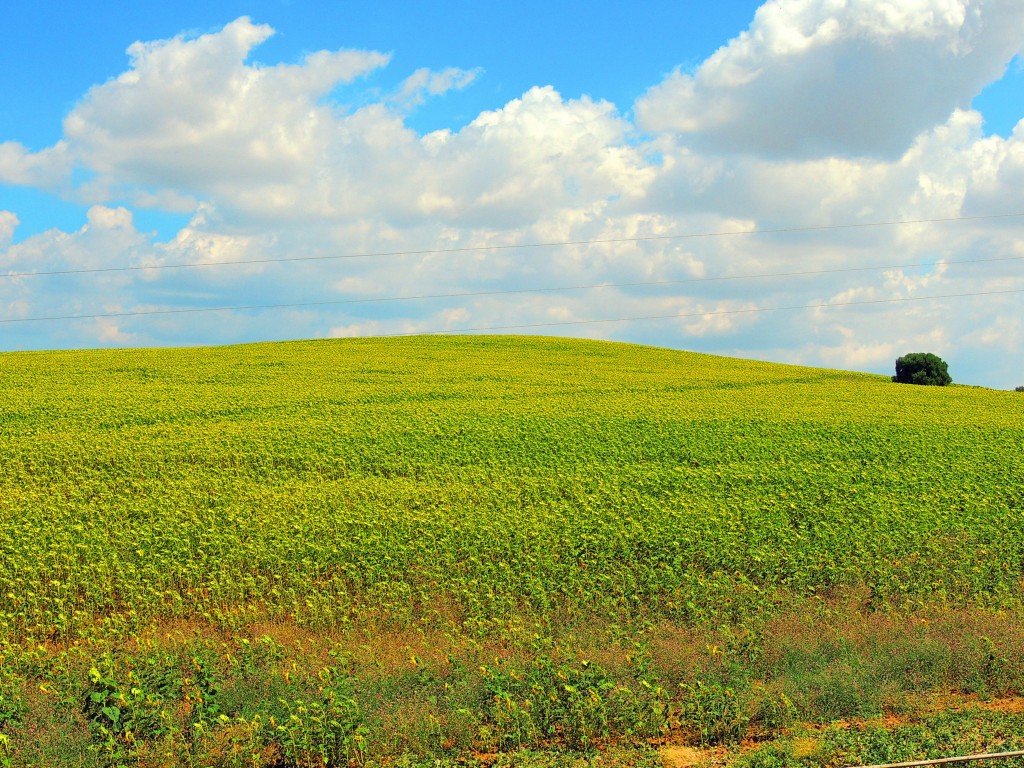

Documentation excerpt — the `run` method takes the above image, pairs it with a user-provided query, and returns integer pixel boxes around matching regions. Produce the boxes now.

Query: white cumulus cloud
[395,66,482,108]
[0,141,71,189]
[635,0,1024,159]
[60,17,390,204]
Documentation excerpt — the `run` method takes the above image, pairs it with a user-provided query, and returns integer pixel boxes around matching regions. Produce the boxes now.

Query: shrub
[892,353,952,386]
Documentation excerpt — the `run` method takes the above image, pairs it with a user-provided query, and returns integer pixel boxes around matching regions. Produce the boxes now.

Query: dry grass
[660,745,708,768]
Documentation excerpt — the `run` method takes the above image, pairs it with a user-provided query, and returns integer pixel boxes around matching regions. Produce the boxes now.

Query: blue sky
[1,0,1023,388]
[0,1,765,238]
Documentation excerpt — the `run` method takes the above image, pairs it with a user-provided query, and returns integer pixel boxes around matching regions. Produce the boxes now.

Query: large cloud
[45,17,641,231]
[635,0,1024,159]
[61,17,390,203]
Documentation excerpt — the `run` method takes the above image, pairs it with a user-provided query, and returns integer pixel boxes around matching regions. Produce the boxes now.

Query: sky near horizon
[1,1,1023,388]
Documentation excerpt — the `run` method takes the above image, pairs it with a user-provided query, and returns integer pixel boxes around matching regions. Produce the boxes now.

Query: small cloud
[333,276,376,294]
[395,66,482,109]
[328,320,380,338]
[969,315,1020,349]
[1,299,31,321]
[0,140,72,188]
[819,341,896,370]
[85,205,134,231]
[681,300,755,337]
[545,305,574,322]
[438,306,470,325]
[96,316,134,343]
[0,211,18,248]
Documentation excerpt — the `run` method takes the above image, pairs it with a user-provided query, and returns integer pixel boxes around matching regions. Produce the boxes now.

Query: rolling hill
[1,336,1022,766]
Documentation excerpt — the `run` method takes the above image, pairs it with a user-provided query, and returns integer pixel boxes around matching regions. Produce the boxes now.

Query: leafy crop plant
[0,336,1022,765]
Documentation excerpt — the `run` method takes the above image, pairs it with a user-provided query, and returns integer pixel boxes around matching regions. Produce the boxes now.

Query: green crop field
[1,336,1023,767]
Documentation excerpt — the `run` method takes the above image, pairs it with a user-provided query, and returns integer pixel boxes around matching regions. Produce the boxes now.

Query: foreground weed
[679,680,749,745]
[738,709,1024,768]
[480,654,672,751]
[270,691,367,767]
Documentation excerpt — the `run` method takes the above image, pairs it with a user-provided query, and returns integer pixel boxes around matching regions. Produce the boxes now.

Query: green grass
[1,335,1022,766]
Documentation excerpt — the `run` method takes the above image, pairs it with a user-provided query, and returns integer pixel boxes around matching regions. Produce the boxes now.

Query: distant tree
[892,352,952,386]
[1015,385,1024,393]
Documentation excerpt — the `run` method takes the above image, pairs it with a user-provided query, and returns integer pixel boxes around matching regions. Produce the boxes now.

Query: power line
[1,287,1019,329]
[0,254,1019,326]
[406,289,1024,336]
[2,211,1022,280]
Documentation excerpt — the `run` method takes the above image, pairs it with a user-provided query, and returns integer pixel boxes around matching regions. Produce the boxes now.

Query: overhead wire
[0,211,1020,332]
[1,211,1023,280]
[406,288,1024,336]
[0,253,1020,325]
[1,287,1020,329]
